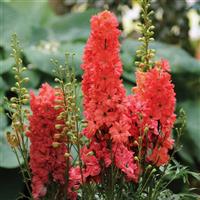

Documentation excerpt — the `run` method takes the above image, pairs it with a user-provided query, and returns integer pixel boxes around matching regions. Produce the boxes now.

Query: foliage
[150,0,193,55]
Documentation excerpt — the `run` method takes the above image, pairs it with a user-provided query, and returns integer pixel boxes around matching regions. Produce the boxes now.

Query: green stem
[140,168,155,194]
[13,148,33,199]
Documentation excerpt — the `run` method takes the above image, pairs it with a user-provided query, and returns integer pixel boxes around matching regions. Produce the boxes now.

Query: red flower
[81,10,129,142]
[147,146,170,166]
[81,145,101,178]
[68,167,84,200]
[27,83,67,199]
[113,144,139,182]
[128,60,176,166]
[81,10,139,182]
[109,118,130,143]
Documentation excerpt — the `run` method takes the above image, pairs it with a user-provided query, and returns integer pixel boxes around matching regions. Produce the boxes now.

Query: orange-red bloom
[81,10,139,181]
[128,60,176,166]
[27,83,67,199]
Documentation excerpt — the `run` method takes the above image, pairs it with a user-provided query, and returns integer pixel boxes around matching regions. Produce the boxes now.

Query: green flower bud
[52,142,60,148]
[55,124,63,129]
[22,77,29,83]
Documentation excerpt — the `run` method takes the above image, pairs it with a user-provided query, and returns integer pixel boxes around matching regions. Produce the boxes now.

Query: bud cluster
[52,53,81,147]
[7,34,29,152]
[135,0,156,71]
[5,34,32,199]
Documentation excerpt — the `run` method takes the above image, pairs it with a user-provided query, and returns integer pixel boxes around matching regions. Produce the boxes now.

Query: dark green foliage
[150,0,194,55]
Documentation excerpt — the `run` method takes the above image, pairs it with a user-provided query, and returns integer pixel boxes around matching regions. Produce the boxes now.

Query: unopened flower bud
[135,61,140,66]
[134,156,139,162]
[151,168,157,173]
[81,120,88,126]
[55,99,63,104]
[11,103,17,109]
[55,92,61,96]
[6,132,20,148]
[133,140,139,146]
[54,105,62,110]
[55,124,63,129]
[22,94,29,99]
[62,127,69,133]
[54,78,60,82]
[52,142,60,148]
[144,126,149,134]
[10,97,17,102]
[22,99,28,104]
[87,151,94,156]
[139,63,145,68]
[146,165,152,170]
[56,114,63,121]
[23,77,29,83]
[54,134,61,139]
[15,82,20,87]
[64,152,70,158]
[12,67,17,71]
[21,67,26,71]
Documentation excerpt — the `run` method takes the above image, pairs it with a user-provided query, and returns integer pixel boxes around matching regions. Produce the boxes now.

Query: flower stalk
[136,0,155,71]
[6,34,33,199]
[52,53,84,199]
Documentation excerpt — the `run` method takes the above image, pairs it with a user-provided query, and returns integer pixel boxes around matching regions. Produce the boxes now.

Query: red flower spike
[81,10,129,142]
[27,83,67,199]
[81,10,139,182]
[128,60,176,166]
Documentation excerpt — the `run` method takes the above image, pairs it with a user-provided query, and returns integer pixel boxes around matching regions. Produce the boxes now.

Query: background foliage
[0,0,199,199]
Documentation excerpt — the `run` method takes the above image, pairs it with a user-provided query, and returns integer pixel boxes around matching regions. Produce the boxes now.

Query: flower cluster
[27,83,67,199]
[127,60,176,166]
[81,11,139,182]
[24,10,176,200]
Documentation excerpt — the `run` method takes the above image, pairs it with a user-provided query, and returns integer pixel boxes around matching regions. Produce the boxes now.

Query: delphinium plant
[5,0,200,199]
[79,3,199,200]
[6,35,84,200]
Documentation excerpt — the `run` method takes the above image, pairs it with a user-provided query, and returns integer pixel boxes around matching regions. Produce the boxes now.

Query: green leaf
[121,39,140,59]
[0,1,53,48]
[0,110,7,129]
[152,43,200,74]
[23,70,40,89]
[121,52,135,83]
[178,100,200,163]
[29,26,49,45]
[188,171,200,182]
[2,70,40,89]
[0,76,8,90]
[47,9,99,42]
[124,82,134,95]
[0,57,14,75]
[121,39,200,74]
[24,42,84,76]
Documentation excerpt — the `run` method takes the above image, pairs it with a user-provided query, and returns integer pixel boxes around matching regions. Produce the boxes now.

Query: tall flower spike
[127,0,176,168]
[81,10,129,143]
[27,83,67,199]
[133,61,176,166]
[81,11,138,183]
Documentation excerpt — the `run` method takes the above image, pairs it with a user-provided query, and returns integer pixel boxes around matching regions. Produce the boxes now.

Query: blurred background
[0,0,200,199]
